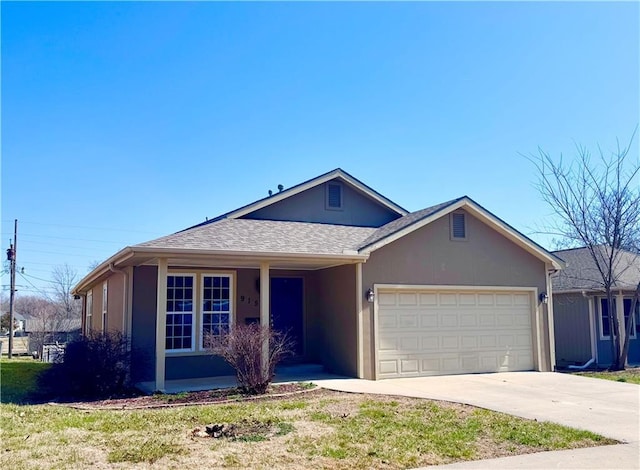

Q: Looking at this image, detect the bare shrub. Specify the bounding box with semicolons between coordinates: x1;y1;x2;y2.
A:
38;330;132;399
205;323;294;395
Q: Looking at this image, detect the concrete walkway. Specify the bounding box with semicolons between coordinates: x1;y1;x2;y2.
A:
314;372;640;469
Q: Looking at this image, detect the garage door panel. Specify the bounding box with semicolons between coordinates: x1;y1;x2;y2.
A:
460;314;478;327
378;293;397;306
401;359;419;373
441;314;458;327
399;314;418;328
399;293;418;305
439;293;457;305
377;288;534;378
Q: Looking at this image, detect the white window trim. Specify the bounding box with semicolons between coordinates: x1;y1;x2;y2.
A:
598;297;612;340
598;296;638;341
102;281;108;332
623;297;638;340
325;182;343;211
86;291;93;335
450;211;467;241
199;273;234;350
165;273;197;353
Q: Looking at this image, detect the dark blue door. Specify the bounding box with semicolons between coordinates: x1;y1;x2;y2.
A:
271;277;303;355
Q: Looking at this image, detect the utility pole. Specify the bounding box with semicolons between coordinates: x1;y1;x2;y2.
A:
6;219;17;359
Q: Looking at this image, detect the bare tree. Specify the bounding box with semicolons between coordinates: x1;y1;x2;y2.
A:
529;129;640;370
51;264;81;320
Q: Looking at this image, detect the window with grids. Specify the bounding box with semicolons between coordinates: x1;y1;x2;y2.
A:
166;275;195;351
202;275;232;344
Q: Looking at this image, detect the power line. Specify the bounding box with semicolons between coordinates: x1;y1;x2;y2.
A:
18;272;54;299
1;219;161;235
0;231;134;245
20;272;58;285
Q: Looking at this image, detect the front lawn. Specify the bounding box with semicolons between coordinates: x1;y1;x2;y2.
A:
0;390;616;469
575;368;640;385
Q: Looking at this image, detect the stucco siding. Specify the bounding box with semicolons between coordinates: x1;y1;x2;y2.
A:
553;294;592;367
309;264;357;376
131;266;157;382
361;210;549;379
166;356;233;380
242;179;400;227
106;272;125;333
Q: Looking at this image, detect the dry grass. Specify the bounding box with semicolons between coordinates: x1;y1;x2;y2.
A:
0;389;615;469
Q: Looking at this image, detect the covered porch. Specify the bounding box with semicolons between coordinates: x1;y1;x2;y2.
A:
125;249;367;392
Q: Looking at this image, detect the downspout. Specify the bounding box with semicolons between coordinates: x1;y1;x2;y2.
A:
567;358;596;370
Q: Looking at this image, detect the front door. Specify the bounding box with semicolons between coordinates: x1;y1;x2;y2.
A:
270;277;303;355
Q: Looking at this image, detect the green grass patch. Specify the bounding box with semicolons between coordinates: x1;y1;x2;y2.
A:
576;369;640;385
0;358;51;404
0;390;617;469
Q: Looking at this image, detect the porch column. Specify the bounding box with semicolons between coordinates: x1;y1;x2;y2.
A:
356;262;364;378
155;258;168;392
260;262;270;376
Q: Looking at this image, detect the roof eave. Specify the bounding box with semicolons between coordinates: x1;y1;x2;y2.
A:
72;247;135;295
73;245;369;295
131;245;370;262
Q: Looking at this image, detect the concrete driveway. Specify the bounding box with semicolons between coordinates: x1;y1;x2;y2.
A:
315;372;640;469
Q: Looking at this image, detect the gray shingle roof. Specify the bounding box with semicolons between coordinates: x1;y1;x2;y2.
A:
552;247;640;292
357;198;463;250
135;218;378;256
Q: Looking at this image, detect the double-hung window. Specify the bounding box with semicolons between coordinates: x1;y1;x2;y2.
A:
102;282;108;332
599;298;612;339
165;272;234;353
85;291;93;334
201;274;233;348
623;299;638;339
600;297;640;340
166;275;195;352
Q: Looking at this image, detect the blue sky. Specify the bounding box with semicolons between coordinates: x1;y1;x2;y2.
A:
2;1;638;297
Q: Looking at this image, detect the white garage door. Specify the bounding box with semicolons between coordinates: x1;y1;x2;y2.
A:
376;288;534;379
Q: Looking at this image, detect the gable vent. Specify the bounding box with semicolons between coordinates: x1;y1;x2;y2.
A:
326;183;343;209
451;212;466;239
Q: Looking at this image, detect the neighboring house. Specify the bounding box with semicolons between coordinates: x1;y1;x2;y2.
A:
552;247;640;368
73;168;564;391
22;312;82;356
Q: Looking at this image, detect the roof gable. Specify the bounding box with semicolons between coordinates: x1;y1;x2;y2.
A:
190;169;408;230
359;196;565;270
